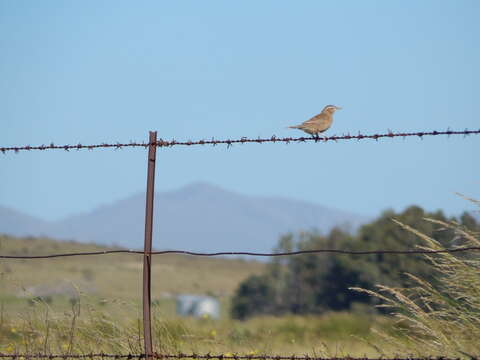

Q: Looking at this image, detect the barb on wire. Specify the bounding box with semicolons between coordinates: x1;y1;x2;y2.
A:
1;246;479;260
0;353;468;360
1;129;479;153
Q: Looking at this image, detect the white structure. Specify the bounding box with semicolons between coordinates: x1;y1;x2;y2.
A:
176;295;220;319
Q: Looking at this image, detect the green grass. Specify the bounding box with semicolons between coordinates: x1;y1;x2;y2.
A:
0;235;265;301
0;297;392;356
352;210;480;357
0;234;389;356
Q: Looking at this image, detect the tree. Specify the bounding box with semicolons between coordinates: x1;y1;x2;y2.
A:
230;274;276;320
231;205;479;319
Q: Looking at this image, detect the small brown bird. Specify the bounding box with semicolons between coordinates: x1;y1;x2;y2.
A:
288;105;342;138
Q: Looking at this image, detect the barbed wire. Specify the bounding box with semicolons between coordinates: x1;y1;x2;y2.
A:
1;246;479;259
1;129;479;154
0;353;470;360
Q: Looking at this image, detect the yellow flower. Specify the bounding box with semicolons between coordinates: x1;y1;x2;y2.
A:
4;344;15;353
210;329;217;338
10;327;17;333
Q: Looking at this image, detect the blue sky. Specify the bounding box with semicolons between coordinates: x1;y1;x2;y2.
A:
1;0;479;221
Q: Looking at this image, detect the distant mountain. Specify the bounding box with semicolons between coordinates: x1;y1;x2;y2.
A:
0;182;369;253
0;206;51;237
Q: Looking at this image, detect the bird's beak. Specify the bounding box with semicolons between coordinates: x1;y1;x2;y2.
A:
336;106;342;110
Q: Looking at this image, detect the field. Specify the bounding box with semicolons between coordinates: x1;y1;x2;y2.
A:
2;226;479;358
0;235;265;300
0;234;395;356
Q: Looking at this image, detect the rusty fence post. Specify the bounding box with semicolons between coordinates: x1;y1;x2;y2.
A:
143;131;157;358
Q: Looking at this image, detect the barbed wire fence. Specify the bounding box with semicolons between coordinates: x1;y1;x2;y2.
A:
0;353;470;360
1;129;479;360
1;129;479;153
0;353;471;360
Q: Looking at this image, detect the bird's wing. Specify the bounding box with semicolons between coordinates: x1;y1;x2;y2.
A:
301;115;322;125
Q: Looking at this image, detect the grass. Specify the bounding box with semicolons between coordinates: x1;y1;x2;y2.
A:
351;197;480;357
0;235;265;302
0;234;388;356
0;298;391;356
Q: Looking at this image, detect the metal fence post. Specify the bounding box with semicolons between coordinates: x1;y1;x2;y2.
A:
143;131;157;358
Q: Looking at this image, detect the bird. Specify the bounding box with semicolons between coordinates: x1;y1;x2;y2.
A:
288;105;342;138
